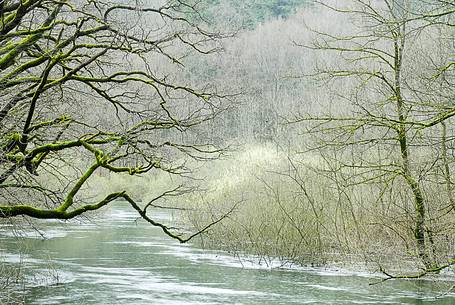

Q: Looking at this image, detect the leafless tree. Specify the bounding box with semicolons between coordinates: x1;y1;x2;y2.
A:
0;0;234;242
293;0;454;272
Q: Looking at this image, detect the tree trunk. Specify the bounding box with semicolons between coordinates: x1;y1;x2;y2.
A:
393;26;430;268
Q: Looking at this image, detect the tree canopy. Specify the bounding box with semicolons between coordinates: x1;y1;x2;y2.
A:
292;0;454;273
193;0;308;29
0;0;229;242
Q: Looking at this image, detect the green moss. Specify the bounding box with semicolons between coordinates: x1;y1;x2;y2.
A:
6;132;22;142
5;152;24;163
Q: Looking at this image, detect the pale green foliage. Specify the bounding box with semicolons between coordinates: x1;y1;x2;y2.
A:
84;170;181;205
182;145;330;265
181;144;455;271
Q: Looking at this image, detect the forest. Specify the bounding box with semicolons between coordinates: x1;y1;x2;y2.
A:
0;0;454;304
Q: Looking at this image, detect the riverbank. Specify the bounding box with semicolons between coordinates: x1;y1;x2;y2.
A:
2;205;455;305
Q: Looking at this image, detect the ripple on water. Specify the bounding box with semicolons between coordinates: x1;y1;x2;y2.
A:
0;229;68;239
115;295;212;305
0;252;42;264
305;284;353;292
70;264;279;301
3;205;455;305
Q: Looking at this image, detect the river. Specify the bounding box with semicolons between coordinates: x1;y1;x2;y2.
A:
1;203;454;305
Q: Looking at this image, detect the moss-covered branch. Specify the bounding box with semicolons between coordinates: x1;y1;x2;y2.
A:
0;191;234;244
57;162;100;212
0;1;64;70
0;0;226;247
370;260;455;285
0;192;125;219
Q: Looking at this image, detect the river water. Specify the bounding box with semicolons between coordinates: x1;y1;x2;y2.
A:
1;203;454;305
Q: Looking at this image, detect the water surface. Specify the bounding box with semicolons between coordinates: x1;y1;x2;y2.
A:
1;203;454;304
